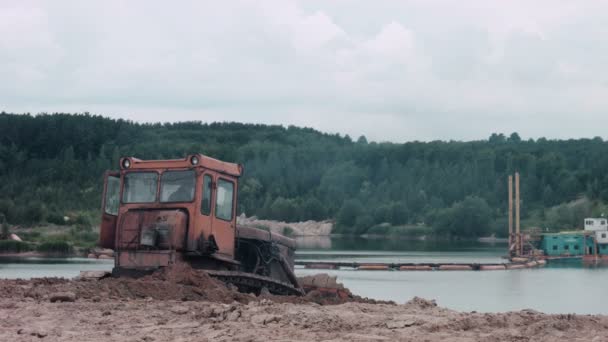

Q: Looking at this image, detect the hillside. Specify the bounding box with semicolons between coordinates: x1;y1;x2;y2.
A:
1;112;608;238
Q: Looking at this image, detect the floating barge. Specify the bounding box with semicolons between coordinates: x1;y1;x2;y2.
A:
535;218;608;262
296;259;547;271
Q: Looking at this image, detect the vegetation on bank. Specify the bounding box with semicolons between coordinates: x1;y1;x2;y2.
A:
0;240;31;253
0;239;74;255
0;212;93;254
1;113;608;239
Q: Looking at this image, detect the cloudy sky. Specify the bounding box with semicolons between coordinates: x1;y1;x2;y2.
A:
2;1;607;142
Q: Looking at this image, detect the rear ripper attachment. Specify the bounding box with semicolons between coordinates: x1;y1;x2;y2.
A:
98;154;303;296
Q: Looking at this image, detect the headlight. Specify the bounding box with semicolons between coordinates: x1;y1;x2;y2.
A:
121;158;131;169
190;156;199;166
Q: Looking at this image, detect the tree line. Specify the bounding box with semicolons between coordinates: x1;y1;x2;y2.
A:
1;112;607;237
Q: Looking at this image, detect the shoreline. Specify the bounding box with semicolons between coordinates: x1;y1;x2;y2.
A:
0;234;506;259
238;215;508;242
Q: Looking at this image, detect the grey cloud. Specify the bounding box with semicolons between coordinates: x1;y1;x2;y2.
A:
1;0;608;142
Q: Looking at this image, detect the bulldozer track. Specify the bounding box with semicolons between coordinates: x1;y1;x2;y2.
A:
207;270;305;296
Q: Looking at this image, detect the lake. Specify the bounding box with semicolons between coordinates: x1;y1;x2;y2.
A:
296;237;608;314
1;236;607;314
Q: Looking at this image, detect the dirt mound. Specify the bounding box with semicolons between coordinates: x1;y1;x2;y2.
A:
404;296;438;309
75;275;246;303
0;265;248;303
135;263;242;302
3;298;608;341
296;273;395;306
0;266;375;305
2;268;608;341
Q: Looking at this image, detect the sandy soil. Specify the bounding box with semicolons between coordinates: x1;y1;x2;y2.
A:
1;268;608;342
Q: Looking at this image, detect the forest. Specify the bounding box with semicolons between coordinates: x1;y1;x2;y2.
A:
1;112;608;238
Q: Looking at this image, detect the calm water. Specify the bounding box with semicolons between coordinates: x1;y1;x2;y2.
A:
296;237;608;314
0;257;113;279
1;237;607;314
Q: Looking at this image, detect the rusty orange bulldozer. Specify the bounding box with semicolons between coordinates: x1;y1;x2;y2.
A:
98;154;303;295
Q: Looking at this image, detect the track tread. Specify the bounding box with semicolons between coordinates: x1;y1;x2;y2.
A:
208;270;304;296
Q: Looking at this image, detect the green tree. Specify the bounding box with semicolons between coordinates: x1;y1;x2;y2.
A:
301;197;326;221
0;214;8;239
354;214;374;234
356;135;368;144
508;132;521;143
1;112;608;237
433;196;493;237
336;199;363;229
269;197;297;222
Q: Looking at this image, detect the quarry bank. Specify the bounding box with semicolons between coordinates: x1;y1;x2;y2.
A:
1;215;498;260
0;216;334;259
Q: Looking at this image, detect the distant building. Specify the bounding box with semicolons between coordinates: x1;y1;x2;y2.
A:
584;218;608;231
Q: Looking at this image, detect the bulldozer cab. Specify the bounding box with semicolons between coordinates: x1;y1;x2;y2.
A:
99;154;303;296
99;154;243;268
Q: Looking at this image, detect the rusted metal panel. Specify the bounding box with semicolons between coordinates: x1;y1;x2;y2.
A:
106;154;244;261
515;172;521;256
114;159;241;258
118;210;188;250
358;264;390;270
479;265;506;271
438;265;473;271
99;214;117;249
237;225;297;249
189;171;214;251
123;154;242;176
508;175;513;250
525;261;538;268
304;263;337;270
117;251;171;268
209;175;236;257
99;171;120;249
399;265;432;271
510;257;529;263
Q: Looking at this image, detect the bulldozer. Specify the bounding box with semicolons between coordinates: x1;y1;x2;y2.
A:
98;154;303;295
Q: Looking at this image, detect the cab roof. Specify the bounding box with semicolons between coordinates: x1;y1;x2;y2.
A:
121;154;243;177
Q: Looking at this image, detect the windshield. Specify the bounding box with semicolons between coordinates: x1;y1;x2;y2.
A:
123;172;158;203
160;170;196;202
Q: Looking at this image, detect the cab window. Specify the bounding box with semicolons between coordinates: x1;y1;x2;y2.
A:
123;172;158;203
160;170;195;202
201;174;212;215
215;179;234;221
104;175;120;215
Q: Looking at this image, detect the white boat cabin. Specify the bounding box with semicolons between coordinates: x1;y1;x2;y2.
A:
596;230;608;244
584;218;608;232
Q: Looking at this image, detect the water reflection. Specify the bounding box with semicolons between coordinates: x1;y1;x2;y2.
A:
0;257;113;279
296;236;508;264
296;235;506;252
294;236;332;249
